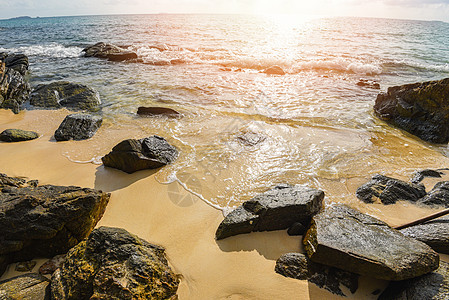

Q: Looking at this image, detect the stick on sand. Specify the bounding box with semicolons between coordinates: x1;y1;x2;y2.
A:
394;208;449;230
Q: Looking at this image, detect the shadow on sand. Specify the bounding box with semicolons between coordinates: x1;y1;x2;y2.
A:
94;165;158;193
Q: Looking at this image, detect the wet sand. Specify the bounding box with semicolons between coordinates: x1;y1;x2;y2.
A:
0;109;448;299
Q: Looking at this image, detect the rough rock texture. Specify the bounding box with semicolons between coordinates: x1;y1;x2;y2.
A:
356;174;426;205
54;113;102;141
263;65;285;75
0;273;50;300
0;128;38;142
379;261;449;300
15;260;37;272
215;184;324;240
0;173;110;277
374;77;449;143
401;215;449;254
418;181;449;207
102;135;178;173
50;226;179;300
0;53;30;113
137;106;180;117
275;253;359;296
29;81;101;111
83;42;138;61
303;204;439;281
411;169;445;184
39;254;66;275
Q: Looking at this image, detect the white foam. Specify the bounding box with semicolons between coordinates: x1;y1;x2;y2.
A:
0;44;82;58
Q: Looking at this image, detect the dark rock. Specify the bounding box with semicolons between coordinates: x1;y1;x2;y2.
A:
0;273;50;300
275;253;309;280
303;204;439;281
83;42;138;61
102;135;178;174
379;261;449;300
0;54;30;113
357;79;380;89
236;131;266;146
287;222;306;236
5;53;29;76
137;106;180;117
50;226;179;299
39;254;65;275
215;184;324;240
30;81;101;111
0;173;110;277
0;128;38;142
411;169;444;184
418;181;449;207
54;113;102;141
263;65;285;75
374;77;449;144
15;260;37;272
356;174;426;205
401;215;449;254
0;172;27;187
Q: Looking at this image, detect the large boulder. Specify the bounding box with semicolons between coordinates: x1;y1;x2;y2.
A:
0;128;38;142
379;261;449;300
0;53;30;113
54;113;102;141
102;135;178;173
29;81;101;111
82;42;138;61
356;174;426;205
303;204;439;281
0;173;110;276
51;226;179;299
215;184;324;240
0;273;50;300
374;78;449;143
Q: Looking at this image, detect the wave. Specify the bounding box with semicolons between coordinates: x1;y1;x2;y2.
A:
0;44;82;58
382;60;449;74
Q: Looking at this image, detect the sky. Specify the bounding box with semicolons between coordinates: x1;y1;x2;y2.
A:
0;0;449;22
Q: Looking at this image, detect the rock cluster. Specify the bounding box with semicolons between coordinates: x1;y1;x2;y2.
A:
83;42;138;61
0;53;30;113
54;113;102;141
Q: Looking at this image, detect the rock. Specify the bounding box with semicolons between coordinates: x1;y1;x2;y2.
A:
5;53;29;76
418;181;449;207
287;222;306;236
0;173;110;277
263;65;285;75
401;215;449;254
236;131;266;146
137;106;180;117
102;135;178;173
82;42;138;61
0;128;38;142
15;260;37;272
275;253;309;280
54;113;102;141
357;79;380;89
411;169;444;184
39;254;65;275
50;226;179;300
215;184;324;240
303;204;439;281
0;273;50;300
30;81;101;111
356;174;426;205
374;77;449;144
0;53;30;113
379;261;449;300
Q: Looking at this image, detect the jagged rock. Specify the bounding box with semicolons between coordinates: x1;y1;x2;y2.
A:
0;53;30;113
0;173;110;277
54;113;102;141
5;53;29;76
374;78;449;143
15;260;37;272
303;204;439;281
275;253;309;280
263;65;285;75
102;135;178;173
50;227;179;299
39;254;65;275
29;81;101;111
418;181;449;207
357;79;380;89
82;42;138;61
0;273;50;300
0;128;38;142
215;184;324;240
356;174;426;205
411;169;444;184
379;261;449;300
137;106;180;117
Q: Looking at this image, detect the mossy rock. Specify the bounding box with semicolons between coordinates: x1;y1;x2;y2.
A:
0;128;38;142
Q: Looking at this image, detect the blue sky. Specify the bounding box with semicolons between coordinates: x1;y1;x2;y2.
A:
1;0;449;21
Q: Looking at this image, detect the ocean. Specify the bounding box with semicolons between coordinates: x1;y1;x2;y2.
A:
1;14;449;211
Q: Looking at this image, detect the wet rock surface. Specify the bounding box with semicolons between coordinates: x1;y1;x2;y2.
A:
0;273;50;300
418;181;449;207
303;204;439;281
411;169;445;184
0;53;30;113
215;184;324;240
236;131;266;146
54;113;102;141
357;78;380;89
0;173;110;276
137;106;180;117
263;65;285;75
102;135;178;173
30;81;101;111
83;42;138;61
374;77;449;143
51;226;179;300
0;128;38;142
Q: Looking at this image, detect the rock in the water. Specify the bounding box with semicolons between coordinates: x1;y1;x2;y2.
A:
54;113;102;141
401;215;449;254
303;204;439;281
215;184;324;240
0;128;38;142
357;79;380;89
411;169;444;184
263;65;285;75
236;131;266;146
379;261;449;300
137;106;180;117
356;174;426;205
50;226;179;300
102;135;178;173
30;81;101;111
374;77;449;144
418;181;449;207
15;260;37;272
39;254;65;275
0;173;110;277
83;42;138;61
0;53;30;113
0;273;50;300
